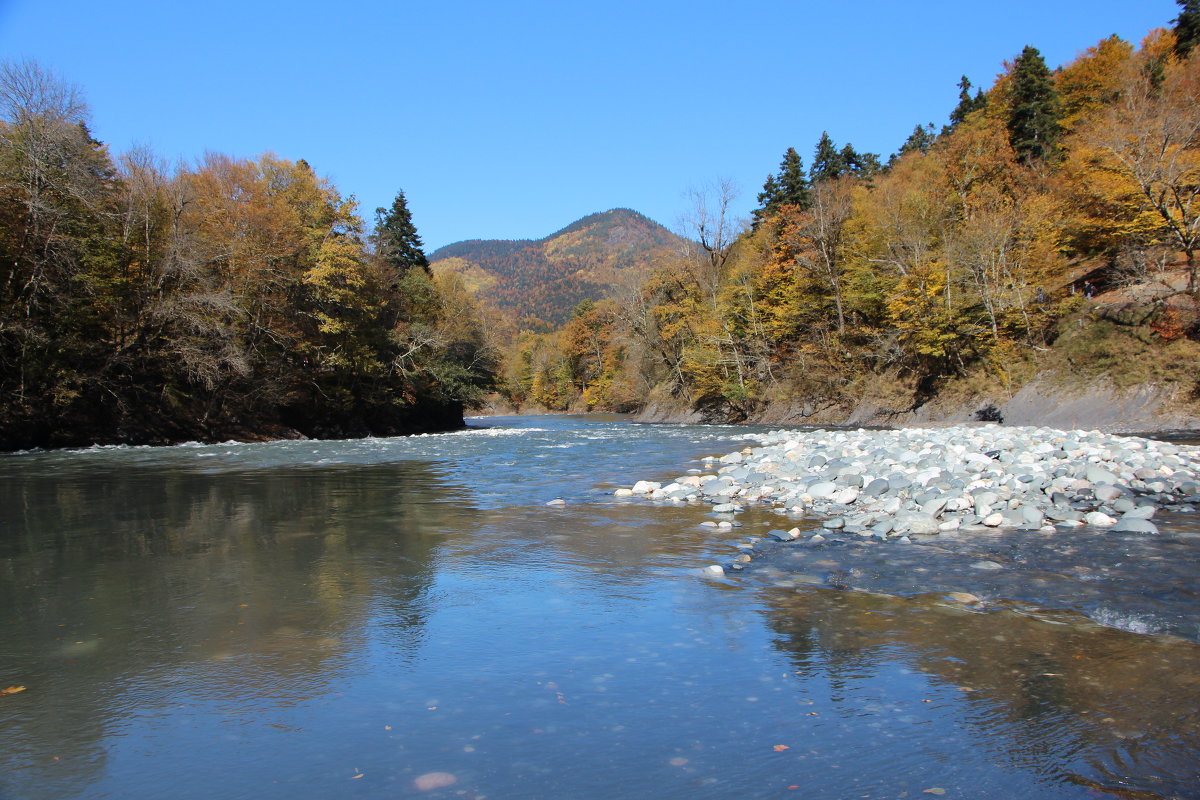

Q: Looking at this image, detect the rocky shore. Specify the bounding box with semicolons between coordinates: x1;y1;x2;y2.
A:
614;424;1200;575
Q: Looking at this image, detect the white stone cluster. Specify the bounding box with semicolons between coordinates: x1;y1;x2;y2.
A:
616;424;1200;540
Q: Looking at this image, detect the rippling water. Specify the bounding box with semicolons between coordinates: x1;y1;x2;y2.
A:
0;415;1197;799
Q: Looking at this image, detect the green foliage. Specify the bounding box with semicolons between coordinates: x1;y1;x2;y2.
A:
1007;46;1063;164
374;189;429;274
1175;0;1200;58
753;147;810;226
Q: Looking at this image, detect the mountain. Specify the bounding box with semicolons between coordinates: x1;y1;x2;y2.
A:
429;208;683;327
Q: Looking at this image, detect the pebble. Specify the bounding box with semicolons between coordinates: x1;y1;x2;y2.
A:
615;424;1200;545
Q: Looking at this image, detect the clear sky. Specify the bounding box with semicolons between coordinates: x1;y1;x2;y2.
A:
0;0;1182;251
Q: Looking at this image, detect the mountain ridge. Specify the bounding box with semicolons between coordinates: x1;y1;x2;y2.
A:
430;208;683;326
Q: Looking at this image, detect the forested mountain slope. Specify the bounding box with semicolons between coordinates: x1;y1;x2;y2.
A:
429;208;683;328
497;17;1200;430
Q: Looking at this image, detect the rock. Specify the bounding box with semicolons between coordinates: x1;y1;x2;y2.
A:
414;772;458;791
631;481;661;494
1094;484;1123;502
1086;466;1119;485
546;498;566;506
863;477;891;497
767;529;798;541
1123;505;1157;519
613;488;634;497
822;517;846;530
970;560;1004;570
832;488;860;505
982;512;1004;527
1111;518;1159;533
1085;511;1117;526
808;481;838;500
946;592;983;604
701;565;725;577
712;503;741;513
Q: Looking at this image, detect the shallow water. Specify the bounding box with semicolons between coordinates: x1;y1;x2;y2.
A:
1;415;1198;799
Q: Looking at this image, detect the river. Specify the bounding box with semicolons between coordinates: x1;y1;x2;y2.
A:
1;415;1197;799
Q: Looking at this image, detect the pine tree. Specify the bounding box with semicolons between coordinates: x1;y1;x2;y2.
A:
947;76;987;133
898;124;936;157
374;190;429;274
1007;46;1062;164
810;132;848;183
1175;0;1200;58
752;147;811;226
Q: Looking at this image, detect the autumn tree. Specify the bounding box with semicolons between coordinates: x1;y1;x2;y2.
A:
1086;53;1200;292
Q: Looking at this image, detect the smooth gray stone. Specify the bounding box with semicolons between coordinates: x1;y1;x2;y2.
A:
767;529;798;541
1111;518;1159;533
870;520;894;536
1094;485;1123;502
822;517;846;530
1020;505;1044;524
1111;497;1136;513
921;497;949;517
1123;505;1157;519
888;475;912;492
808;481;838;500
836;472;864;487
863;478;891;497
1086;466;1119;485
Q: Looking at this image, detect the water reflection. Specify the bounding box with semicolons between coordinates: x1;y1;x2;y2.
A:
759;586;1200;798
0;461;458;799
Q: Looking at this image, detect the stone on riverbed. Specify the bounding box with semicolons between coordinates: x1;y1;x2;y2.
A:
616;423;1199;547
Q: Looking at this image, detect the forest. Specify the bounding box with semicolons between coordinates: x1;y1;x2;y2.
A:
0;62;497;450
501;11;1200;424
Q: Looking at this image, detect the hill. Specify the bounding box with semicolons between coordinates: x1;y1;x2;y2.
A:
429;208;683;327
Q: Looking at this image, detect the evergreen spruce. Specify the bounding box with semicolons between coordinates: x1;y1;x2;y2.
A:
752;147;811;226
374;190;429;274
1175;0;1200;58
1006;46;1062;165
947;76;987;133
810;132;848;183
898;123;936;157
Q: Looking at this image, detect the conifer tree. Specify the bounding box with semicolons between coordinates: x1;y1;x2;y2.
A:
947;76;987;133
1006;46;1063;164
810;132;848;183
897;123;936;157
374;190;429;274
752;146;811;226
1175;0;1200;58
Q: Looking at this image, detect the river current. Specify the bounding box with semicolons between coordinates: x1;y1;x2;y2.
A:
1;415;1197;799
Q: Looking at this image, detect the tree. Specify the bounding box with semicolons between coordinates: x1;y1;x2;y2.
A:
810;132;879;183
752;147;810;226
374;190;429;276
1087;54;1200;292
810;131;848;183
1175;0;1200;58
896;123;936;159
1007;46;1063;165
947;76;987;133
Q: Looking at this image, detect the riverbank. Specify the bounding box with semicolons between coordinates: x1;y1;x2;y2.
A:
615;424;1200;572
635;372;1200;434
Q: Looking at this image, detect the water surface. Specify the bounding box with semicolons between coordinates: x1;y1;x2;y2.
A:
1;416;1198;799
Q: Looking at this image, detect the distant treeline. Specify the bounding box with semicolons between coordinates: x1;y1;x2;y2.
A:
0;61;497;449
504;12;1200;419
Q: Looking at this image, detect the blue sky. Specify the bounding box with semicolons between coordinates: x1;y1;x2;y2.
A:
0;0;1182;251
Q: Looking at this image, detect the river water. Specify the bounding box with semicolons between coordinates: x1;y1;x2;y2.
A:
1;415;1197;799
